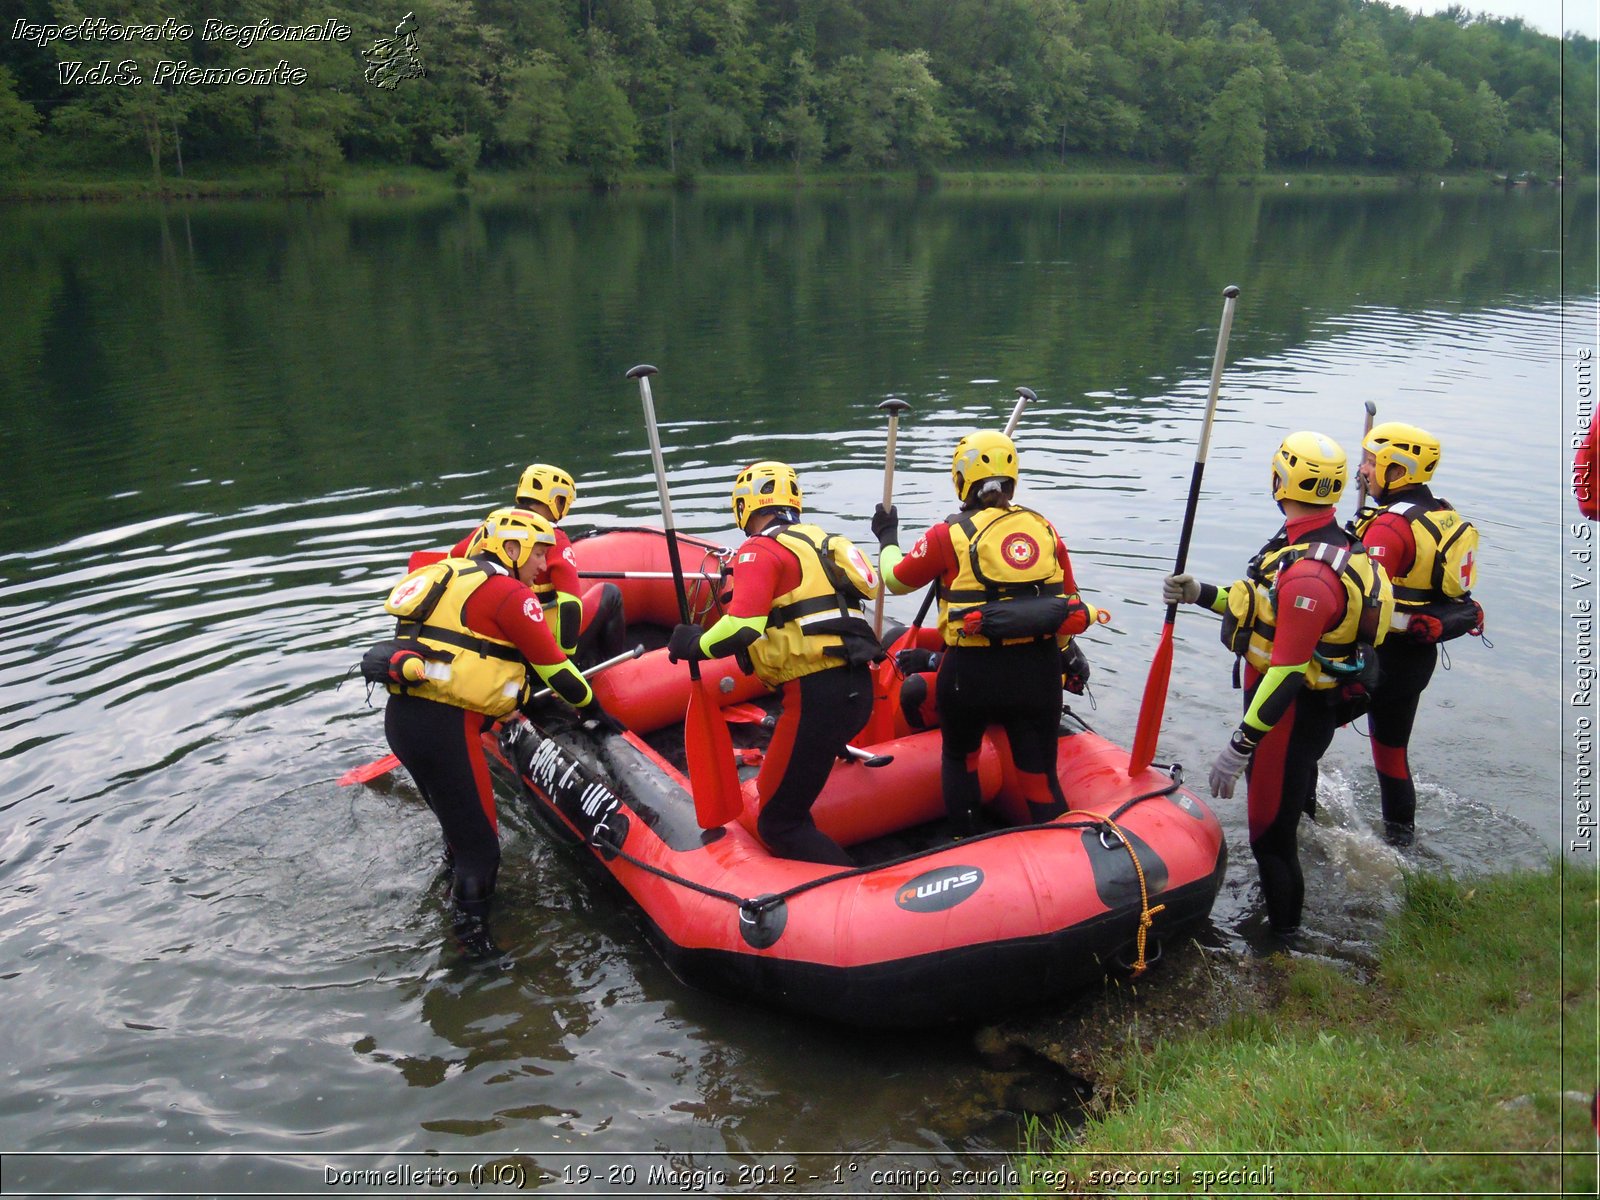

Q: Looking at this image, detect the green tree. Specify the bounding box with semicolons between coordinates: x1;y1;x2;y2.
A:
1497;127;1561;177
826;49;958;169
41;0;195;181
1059;43;1146;156
1190;65;1266;177
431;130;481;186
0;66;42;170
497;51;571;167
1366;73;1452;172
569;64;638;185
770;50;825;169
1269;70;1330;164
1311;62;1372;162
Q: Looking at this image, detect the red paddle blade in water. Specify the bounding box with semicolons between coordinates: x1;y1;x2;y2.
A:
338;753;400;787
684;674;744;828
1127;624;1174;776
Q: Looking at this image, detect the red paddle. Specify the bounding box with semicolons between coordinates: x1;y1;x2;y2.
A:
629;365;743;828
1128;286;1240;776
337;754;400;787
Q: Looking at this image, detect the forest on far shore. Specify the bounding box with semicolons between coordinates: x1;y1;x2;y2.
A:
0;0;1591;190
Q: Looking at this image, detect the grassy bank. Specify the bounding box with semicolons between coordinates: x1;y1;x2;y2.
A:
1013;863;1597;1196
1;161;1535;203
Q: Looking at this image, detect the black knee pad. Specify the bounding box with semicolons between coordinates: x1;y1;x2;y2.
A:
899;672;939;730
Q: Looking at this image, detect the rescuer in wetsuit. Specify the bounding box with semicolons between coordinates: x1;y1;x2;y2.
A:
666;461;881;866
451;463;626;668
873;431;1094;835
1350;422;1484;847
1164;432;1393;939
380;507;620;958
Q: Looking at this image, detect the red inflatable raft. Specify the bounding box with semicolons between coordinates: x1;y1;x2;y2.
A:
489;528;1227;1027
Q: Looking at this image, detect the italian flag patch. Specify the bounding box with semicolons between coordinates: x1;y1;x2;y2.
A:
1293;596;1318;612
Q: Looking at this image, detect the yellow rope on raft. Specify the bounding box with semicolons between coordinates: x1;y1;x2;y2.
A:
1088;814;1167;976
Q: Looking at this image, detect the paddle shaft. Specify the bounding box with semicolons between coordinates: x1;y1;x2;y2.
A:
1005;385;1034;439
872;399;912;638
734;707;892;767
627;364;743;828
579;570;718;581
1355;400;1378;508
629;366;697;650
908;386;1034;632
1159;287;1239;626
1128;286;1239;776
524;644;644;702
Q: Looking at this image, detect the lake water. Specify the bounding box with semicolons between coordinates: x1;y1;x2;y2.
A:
0;184;1589;1193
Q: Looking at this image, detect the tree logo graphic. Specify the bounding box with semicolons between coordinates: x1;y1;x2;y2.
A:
363;12;427;90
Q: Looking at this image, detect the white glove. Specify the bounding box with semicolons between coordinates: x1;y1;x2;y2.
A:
1163;573;1201;605
1208;732;1254;799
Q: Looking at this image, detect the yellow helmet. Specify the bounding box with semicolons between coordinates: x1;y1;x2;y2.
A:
1271;432;1347;504
514;463;576;522
731;461;802;530
469;506;557;570
951;431;1018;503
1363;422;1439;490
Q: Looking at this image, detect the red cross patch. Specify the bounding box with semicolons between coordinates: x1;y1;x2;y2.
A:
1459;551;1474;589
1001;532;1040;570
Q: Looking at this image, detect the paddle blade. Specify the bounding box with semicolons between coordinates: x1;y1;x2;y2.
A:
1127;625;1175;776
338;753;400;787
720;702;769;725
685;675;744;828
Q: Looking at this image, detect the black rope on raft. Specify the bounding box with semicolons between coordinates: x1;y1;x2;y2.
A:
586;765;1188;919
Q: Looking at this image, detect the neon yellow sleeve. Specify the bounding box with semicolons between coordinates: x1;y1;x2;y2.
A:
701;612;768;659
880;545;916;594
554;591;583;657
1241;661;1309;736
533;660;593;707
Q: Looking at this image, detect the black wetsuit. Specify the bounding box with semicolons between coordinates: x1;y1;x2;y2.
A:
384;692;500;919
756;664;874;866
936;638;1067;833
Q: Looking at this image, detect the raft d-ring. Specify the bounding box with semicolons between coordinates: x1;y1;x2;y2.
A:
1099;826;1128;851
740;893;783;917
1111;936;1162;975
738;893;787;950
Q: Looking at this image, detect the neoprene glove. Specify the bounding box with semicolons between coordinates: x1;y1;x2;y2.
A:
871;503;899;548
1060;641;1091;695
667;623;706;664
1208;730;1256;799
1163;573;1201;606
895;647;941;675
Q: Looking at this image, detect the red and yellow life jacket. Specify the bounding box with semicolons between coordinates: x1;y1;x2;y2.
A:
748;524;880;686
383;557;527;716
937;506;1066;648
1221;523;1393;691
1354;491;1478;633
